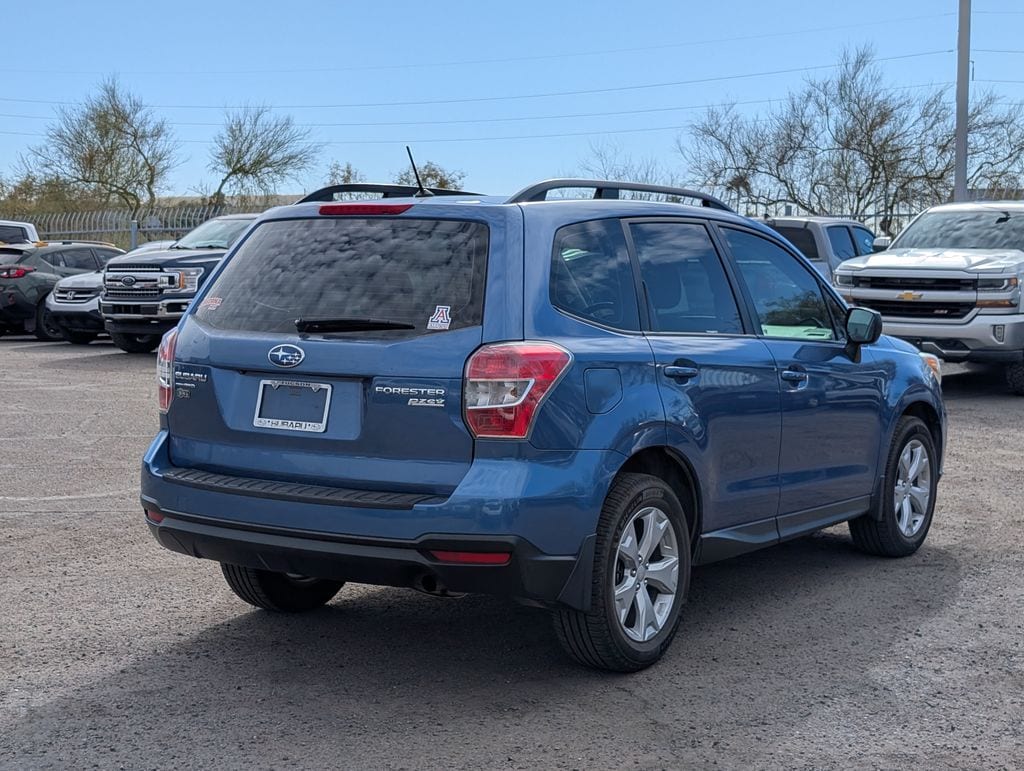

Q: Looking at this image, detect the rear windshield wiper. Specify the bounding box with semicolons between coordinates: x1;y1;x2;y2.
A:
294;317;416;333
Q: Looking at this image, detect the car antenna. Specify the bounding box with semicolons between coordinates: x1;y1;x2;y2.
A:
406;146;433;198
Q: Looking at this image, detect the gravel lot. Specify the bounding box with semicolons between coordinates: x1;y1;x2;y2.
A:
1;337;1022;770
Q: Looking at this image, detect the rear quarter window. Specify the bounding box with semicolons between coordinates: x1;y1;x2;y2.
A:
194;217;488;337
772;226;820;260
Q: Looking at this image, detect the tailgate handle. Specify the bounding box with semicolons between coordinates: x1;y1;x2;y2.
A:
663;365;699;381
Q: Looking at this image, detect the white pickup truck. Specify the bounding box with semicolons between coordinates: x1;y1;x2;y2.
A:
835;201;1024;394
0;219;40;244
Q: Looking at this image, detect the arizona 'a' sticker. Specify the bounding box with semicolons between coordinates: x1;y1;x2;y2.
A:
200;296;223;311
427;305;452;330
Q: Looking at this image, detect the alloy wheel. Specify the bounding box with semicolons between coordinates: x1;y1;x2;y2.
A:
613;506;680;642
894;439;931;538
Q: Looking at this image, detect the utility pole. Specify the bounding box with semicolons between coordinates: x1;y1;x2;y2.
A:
954;0;971;202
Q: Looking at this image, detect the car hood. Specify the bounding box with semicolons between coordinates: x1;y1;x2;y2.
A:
839;248;1024;273
105;247;226;269
55;271;105;290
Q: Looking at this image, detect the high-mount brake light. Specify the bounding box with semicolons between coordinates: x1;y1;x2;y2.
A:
0;266;35;279
463;341;572;439
318;204;413;216
157;328;178;413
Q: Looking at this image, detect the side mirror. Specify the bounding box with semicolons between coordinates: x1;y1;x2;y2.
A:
872;236;891;253
846;307;883;345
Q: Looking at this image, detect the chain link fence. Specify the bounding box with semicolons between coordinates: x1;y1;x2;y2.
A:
2;204;249;250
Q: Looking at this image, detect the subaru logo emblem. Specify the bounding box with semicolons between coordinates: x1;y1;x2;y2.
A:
120;275;136;286
268;344;305;368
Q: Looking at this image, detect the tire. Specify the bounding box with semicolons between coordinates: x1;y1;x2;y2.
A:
110;332;161;353
220;563;344;612
62;331;98;345
34;301;64;342
849;416;938;557
1006;362;1024;396
553;473;691;672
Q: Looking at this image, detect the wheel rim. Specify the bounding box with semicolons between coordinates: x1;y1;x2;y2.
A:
42;309;61;338
613;506;680;643
894;439;931;538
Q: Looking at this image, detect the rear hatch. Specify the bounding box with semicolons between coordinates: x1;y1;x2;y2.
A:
167;209;498;496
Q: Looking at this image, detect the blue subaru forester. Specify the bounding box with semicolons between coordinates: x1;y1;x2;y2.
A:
142;179;945;672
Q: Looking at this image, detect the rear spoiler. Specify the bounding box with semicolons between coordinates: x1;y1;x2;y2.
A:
297;183;481;203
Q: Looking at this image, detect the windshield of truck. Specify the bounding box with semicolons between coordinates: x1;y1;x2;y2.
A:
174;217;254;249
893;209;1024;251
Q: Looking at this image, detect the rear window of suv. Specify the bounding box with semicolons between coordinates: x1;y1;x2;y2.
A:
194;217;488;336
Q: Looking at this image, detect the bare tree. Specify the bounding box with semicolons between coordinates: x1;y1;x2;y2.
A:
576;140;683;200
209;107;320;203
325;160;366;186
28;78;180;214
681;47;1024;226
394;160;466;190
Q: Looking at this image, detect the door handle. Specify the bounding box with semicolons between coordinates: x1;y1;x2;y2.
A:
663;365;700;381
780;369;809;383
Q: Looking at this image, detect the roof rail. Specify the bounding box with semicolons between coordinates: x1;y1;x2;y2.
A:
297;183;481;203
506;178;733;211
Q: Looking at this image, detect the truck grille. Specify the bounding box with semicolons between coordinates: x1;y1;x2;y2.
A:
110;264;162;272
860;300;974;319
105;287;161;298
852;276;975;291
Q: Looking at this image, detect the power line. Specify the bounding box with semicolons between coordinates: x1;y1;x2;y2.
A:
975;48;1024;54
0;12;955;77
0;49;953;111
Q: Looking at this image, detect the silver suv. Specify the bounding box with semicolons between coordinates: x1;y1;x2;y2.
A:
835;202;1024;394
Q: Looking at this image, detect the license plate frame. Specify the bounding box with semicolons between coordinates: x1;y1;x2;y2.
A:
253;379;332;433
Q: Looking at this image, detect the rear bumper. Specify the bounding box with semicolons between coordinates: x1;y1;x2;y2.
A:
0;291;34;323
881;313;1024;363
145;506;591;607
141;431;622;609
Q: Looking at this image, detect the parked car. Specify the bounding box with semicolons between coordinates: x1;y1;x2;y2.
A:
0;219;40;244
101;215;258;353
764;216;877;281
835;201;1024;394
0;241;124;340
142;179;945;672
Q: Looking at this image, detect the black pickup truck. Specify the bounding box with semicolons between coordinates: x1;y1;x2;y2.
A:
100;214;257;352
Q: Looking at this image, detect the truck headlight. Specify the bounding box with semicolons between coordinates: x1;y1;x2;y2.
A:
172;268;204;292
919;352;942;384
977;276;1018;291
834;273;854;287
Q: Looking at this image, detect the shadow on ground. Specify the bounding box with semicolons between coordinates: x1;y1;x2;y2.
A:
2;530;961;768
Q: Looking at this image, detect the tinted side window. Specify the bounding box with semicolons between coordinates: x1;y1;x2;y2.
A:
773;226;819;260
550;219;639;330
723;228;836;341
851;226;875;256
0;225;29;243
826;226;857;260
630;222;742;334
53;248;98;269
93;248;122;265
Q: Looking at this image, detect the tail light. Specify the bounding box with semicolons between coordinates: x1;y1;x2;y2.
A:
157;328;178;413
463;341;571;439
0;266;35;279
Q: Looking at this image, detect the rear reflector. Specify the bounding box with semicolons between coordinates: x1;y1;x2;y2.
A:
145;509;164;523
319;204;413;216
429;550;512;565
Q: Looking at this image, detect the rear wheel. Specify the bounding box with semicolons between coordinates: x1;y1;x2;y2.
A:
553;473;691;672
34;302;63;341
110;332;160;353
62;331;98;345
849;416;937;557
1006;362;1024;396
221;563;344;612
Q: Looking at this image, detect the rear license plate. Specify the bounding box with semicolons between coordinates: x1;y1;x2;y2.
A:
253;379;332;433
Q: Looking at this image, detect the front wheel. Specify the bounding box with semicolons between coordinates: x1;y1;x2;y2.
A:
110;332;161;353
1006;362;1024;396
34;302;63;341
849;416;938;557
221;564;344;612
553;473;691;672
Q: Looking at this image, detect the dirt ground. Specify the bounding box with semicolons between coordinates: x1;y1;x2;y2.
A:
1;337;1021;770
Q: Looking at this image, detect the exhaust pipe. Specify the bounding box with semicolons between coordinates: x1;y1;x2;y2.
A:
411;572;464;598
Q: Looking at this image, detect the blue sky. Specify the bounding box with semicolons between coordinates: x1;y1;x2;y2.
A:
2;1;1023;197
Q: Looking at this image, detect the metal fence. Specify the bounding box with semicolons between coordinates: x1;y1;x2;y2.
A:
4;204;247;250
